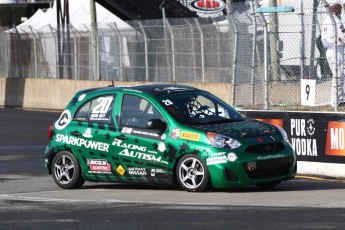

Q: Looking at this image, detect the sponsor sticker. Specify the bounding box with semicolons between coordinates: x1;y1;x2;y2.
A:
150;168;166;177
206;156;227;165
121;127;133;134
158;142;166;152
180;131;200;141
116;165;126;176
87;159;111;174
209;152;226;157
128;167;147;176
161;134;167;140
55;110;71;130
83;128;93;138
171;128;181;139
78;94;86;101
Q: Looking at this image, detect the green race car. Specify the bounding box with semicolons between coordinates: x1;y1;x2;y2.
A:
45;84;296;192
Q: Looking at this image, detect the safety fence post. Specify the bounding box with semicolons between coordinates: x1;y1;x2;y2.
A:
195;18;205;83
138;22;149;82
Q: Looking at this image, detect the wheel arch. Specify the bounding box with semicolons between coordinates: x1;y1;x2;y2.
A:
172;152;214;185
46;148;83;175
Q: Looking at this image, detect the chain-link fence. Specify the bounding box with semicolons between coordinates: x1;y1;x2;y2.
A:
0;0;343;111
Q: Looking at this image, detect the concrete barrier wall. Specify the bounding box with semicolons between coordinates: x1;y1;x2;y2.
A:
0;78;231;110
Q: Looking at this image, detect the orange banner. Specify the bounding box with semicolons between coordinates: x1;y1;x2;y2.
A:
325;121;345;156
256;118;284;128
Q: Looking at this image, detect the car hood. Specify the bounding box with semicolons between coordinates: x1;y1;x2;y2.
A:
192;119;280;139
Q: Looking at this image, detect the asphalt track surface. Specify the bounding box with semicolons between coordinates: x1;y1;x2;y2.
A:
1;107;345;229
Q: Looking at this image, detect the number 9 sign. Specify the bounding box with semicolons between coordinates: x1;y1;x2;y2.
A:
301;79;316;106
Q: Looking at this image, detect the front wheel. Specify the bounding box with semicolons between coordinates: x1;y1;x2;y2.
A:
176;154;211;192
51;151;85;189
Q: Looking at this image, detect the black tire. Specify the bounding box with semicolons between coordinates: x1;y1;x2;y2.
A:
51;151;85;189
176;154;211;192
255;181;281;189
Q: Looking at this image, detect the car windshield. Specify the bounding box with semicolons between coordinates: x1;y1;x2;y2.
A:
157;91;245;125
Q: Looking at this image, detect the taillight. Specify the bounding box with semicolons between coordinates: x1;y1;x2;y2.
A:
48;123;53;140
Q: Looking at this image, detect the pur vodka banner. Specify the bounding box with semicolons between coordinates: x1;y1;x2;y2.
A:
242;110;345;164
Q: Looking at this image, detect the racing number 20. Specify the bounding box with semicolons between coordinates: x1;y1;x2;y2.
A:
93;97;113;114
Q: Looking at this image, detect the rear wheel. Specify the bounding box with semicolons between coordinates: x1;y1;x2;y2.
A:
176;154;210;192
51;151;85;189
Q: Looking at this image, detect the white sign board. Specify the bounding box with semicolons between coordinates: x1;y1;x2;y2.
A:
301;79;316;106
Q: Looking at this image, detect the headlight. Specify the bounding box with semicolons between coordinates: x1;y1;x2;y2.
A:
206;132;241;149
277;126;289;142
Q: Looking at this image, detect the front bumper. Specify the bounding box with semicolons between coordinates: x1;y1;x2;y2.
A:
208;155;297;188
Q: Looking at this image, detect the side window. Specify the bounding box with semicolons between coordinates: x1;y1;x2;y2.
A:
74;95;115;123
120;95;164;128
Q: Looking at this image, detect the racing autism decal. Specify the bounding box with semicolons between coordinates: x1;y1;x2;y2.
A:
55;110;71;130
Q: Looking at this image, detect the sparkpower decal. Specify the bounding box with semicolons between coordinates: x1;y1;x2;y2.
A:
290;118;317;157
55;110;71;130
325;121;345;156
55;134;110;152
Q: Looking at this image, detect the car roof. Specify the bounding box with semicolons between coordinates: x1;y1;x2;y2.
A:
81;84;201;97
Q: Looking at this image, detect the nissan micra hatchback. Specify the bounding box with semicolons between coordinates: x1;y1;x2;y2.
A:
45;84;296;192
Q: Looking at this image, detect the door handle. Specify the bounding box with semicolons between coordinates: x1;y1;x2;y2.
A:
115;135;127;140
71;131;82;136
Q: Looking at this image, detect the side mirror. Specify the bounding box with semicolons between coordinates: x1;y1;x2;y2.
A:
146;119;167;130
